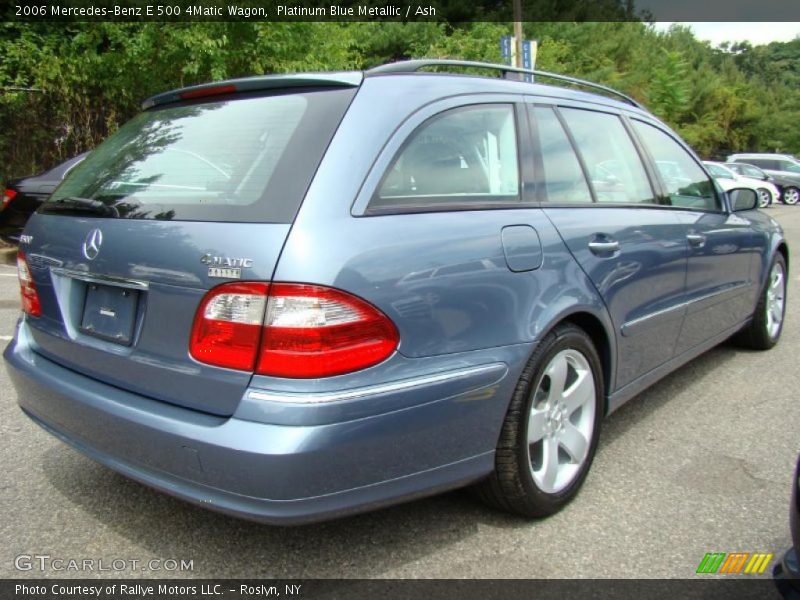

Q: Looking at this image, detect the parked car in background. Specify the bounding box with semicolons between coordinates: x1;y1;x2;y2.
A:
4;60;789;525
727;153;800;205
724;162;782;198
654;160;693;193
729;162;800;207
0;153;88;244
703;161;779;208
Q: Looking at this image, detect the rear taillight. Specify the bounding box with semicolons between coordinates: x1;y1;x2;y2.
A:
2;188;17;210
257;284;399;378
190;282;269;371
17;252;41;317
190;282;399;378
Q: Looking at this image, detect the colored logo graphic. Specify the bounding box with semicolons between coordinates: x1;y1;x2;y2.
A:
696;552;773;574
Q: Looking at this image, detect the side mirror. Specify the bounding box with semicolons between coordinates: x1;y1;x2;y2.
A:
729;188;758;212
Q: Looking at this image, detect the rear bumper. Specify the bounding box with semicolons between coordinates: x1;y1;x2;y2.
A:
5;320;523;524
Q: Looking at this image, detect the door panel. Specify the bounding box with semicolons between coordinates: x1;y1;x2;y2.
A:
530;105;689;389
673;210;756;353
545;207;688;388
631;119;754;352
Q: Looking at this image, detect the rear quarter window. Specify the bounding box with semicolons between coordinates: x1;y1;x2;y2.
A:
368;104;520;213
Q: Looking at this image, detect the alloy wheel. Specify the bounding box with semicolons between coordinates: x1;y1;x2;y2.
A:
527;349;596;494
766;260;786;339
757;188;771;208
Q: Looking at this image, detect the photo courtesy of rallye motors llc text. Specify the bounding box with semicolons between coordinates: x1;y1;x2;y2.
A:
14;583;303;597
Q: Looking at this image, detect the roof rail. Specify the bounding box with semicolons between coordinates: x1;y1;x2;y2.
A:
367;59;643;109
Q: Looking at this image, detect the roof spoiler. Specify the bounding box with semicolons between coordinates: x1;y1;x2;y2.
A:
142;72;363;110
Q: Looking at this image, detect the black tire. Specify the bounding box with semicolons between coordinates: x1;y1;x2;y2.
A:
783;186;800;206
734;253;787;350
475;323;603;518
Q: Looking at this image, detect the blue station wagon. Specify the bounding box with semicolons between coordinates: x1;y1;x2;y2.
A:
4;60;789;523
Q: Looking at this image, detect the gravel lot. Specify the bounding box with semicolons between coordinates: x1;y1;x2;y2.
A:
1;206;798;580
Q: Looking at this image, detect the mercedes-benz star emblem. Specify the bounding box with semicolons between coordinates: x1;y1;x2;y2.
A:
82;228;103;260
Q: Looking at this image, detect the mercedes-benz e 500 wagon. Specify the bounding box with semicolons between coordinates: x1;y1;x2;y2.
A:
4;61;789;524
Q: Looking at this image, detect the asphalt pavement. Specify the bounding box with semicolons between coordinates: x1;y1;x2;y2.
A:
0;207;799;580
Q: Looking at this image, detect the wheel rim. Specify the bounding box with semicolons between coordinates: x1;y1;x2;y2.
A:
526;348;596;494
784;188;799;205
757;188;770;207
766;261;786;339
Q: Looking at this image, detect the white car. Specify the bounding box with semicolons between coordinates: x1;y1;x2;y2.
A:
704;161;779;208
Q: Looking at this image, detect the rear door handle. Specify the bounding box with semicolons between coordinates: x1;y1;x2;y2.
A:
588;240;620;255
687;233;706;248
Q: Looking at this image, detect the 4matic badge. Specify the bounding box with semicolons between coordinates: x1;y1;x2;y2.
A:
200;254;253;279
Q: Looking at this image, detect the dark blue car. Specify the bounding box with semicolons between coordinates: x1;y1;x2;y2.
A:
3;60;789;524
0;152;87;244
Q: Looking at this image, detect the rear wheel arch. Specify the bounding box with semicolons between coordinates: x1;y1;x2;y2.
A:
734;251;787;350
777;242;789;274
560;312;614;414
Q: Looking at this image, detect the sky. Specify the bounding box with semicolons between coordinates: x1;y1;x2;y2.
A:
654;22;800;47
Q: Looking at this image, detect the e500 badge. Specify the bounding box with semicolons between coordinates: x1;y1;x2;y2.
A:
208;267;241;279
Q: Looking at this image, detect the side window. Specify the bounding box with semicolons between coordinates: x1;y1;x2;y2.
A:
778;161;800;174
750;159;776;170
739;165;762;178
531;106;592;203
559;108;656;204
632;120;718;210
370;104;519;211
705;163;734;179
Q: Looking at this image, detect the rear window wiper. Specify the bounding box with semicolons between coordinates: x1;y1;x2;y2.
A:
41;197;120;218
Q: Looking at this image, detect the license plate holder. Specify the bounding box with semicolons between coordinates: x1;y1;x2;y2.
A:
80;283;139;345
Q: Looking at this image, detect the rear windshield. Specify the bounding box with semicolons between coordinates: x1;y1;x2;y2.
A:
44;87;356;223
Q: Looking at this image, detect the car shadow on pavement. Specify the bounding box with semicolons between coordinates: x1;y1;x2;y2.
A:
599;341;742;447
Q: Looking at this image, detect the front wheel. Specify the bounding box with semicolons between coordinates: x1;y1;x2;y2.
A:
783;186;799;205
757;188;772;208
475;323;603;518
735;254;787;350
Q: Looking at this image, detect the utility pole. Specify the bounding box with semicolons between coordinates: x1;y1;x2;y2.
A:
513;0;523;69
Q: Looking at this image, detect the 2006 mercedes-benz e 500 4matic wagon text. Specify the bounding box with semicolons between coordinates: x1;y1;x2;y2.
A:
4;60;789;524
